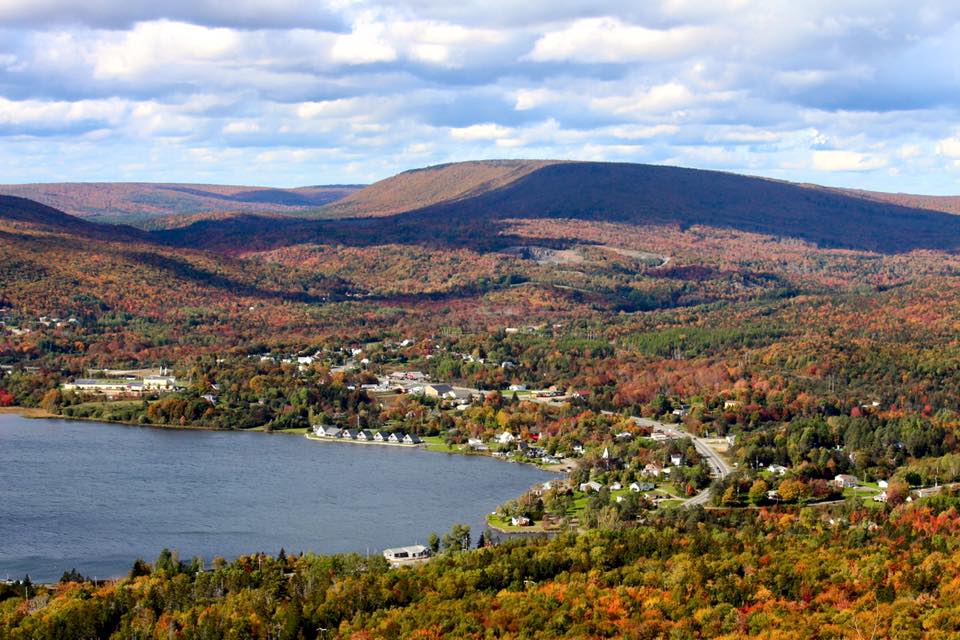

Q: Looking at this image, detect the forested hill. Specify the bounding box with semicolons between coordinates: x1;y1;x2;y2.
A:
0;195;148;242
140;160;960;255
321;160;960;254
0;182;363;228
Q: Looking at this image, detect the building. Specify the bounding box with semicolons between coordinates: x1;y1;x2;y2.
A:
374;431;390;442
383;545;431;567
630;482;655;492
403;433;422;444
670;454;684;467
357;430;374;441
143;375;177;391
388;432;404;443
579;480;602;493
767;464;788;476
496;432;516;445
317;426;343;438
834;474;860;489
424;384;455;399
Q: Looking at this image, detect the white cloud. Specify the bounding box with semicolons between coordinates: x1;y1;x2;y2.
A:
449;123;513;141
527;17;719;63
937;136;960;158
812;150;888;172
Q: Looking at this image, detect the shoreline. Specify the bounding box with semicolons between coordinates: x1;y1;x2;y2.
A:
0;406;304;434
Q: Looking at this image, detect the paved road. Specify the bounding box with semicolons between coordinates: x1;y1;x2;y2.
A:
628;416;732;507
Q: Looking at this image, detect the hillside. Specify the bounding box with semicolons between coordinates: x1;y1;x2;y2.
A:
0;182;363;228
321;159;560;218
172;160;960;255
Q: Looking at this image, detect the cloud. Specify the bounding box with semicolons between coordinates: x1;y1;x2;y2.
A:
812;150;888;172
937;136;960;159
527;17;718;63
0;1;959;192
0;0;345;31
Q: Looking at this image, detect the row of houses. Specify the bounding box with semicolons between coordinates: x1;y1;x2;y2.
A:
312;425;423;445
580;480;656;493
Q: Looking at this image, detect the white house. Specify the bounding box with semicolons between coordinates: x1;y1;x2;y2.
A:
508;384;527;392
388;432;404;443
834;474;860;489
374;431;390;442
610;482;622;491
383;545;431;567
510;516;532;527
630;482;655;492
767;464;788;476
670;454;683;467
579;480;602;493
878;480;889;489
403;433;422;445
496;432;516;445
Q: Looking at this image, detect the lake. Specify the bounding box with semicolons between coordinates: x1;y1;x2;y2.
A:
0;414;554;582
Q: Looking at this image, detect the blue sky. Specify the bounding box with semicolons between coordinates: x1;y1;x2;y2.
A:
2;0;960;192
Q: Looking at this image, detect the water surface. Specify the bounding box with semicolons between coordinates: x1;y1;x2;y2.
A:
0;414;552;582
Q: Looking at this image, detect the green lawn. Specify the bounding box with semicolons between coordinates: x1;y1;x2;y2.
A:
420;435;463;453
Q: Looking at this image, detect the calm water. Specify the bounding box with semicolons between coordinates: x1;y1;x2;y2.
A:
0;414;553;582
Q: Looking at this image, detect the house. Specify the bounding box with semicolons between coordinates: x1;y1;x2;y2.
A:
424;384;456;399
877;480;889;489
873;491;888;503
356;430;374;441
467;437;485;448
579;480;602;493
572;443;585;455
403;433;422;445
642;463;663;478
383;545;431;567
615;432;634;441
834;474;860;489
508;384;527;392
610;482;623;491
496;432;516;445
670;454;683;467
388;432;404;443
510;516;532;527
374;431;390;442
767;464;788;476
320;426;343;438
672;404;691;418
342;429;358;440
630;482;655;492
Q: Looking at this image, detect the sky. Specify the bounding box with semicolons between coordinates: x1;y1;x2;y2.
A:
2;1;960;192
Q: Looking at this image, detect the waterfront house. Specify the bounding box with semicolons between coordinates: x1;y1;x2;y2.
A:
374;431;390;442
383;545;431;567
321;426;342;438
388;432;404;443
403;433;422;444
496;432;516;445
357;430;374;441
342;429;358;440
511;516;532;526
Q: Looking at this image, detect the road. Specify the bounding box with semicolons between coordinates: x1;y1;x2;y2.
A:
628;416;732;507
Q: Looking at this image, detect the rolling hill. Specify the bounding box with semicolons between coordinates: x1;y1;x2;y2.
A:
155;160;960;255
0;182;363;228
